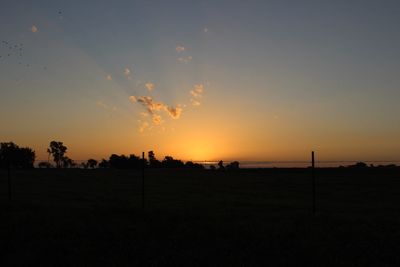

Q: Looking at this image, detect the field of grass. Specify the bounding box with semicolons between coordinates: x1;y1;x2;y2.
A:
1;168;400;266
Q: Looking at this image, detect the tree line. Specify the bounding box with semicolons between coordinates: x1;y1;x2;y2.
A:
1;141;240;170
0;142;35;169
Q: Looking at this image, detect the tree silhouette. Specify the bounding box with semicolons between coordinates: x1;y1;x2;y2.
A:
226;161;240;170
108;154;145;169
185;161;205;169
148;150;161;168
218;160;225;170
47;141;67;168
46;148;51;164
148;151;156;162
62;156;75;168
128;154;143;169
0;142;35;169
87;159;98;169
98;159;109;168
38;161;52;168
348;162;368;168
162;156;184;168
109;154;126;169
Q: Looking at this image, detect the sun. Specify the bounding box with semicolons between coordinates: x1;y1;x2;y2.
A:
187;143;214;161
174;138;216;161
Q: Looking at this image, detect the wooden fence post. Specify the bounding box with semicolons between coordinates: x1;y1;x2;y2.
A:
312;151;316;215
142;152;145;209
7;159;11;201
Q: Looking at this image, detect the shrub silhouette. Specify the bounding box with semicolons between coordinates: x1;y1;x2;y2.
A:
185;161;205;169
162;156;184;168
218;160;225;170
87;159;98;169
109;154;146;169
109;154;128;169
0;142;35;169
38;161;52;168
148;151;161;168
98;159;109;168
348;162;368;168
81;162;88;169
80;152;205;170
62;156;75;168
226;161;240;170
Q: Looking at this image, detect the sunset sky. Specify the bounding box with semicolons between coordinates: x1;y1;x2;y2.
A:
1;0;400;162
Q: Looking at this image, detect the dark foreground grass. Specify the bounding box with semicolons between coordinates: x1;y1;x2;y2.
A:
1;168;400;266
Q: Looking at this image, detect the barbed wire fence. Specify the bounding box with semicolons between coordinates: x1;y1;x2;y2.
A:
33;159;400;169
3;152;400;215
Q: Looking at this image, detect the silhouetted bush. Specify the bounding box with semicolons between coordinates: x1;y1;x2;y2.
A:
129;154;146;169
109;154;127;169
162;156;184;168
87;159;98;169
226;161;240;170
185;161;205;169
96;152;205;170
98;159;109;168
62;156;75;168
148;151;162;168
109;154;146;169
348;162;368;168
0;142;35;169
376;164;398;169
218;160;225;170
38;161;52;168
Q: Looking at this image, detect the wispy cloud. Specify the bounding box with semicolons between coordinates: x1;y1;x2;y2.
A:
124;68;131;76
203;27;208;33
145;82;155;91
190;84;204;106
134;96;164;114
106;74;112;81
129;96;137;103
178;56;192;64
165;106;183;119
176;45;185;53
191;99;201;106
31;25;38;33
139;121;149;133
124;67;132;80
96;101;108;109
176;44;192;63
130;95;183;130
96;101;117;111
190;84;203;97
152;114;163;125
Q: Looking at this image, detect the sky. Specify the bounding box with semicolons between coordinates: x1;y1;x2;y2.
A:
1;0;400;162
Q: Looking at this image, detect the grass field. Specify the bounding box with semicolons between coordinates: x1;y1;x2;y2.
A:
1;168;400;266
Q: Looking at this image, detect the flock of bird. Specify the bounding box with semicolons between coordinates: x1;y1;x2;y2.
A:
0;11;63;72
0;40;27;66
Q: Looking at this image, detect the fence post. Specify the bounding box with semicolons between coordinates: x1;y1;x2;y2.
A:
7;159;11;201
312;151;316;215
142;152;145;209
